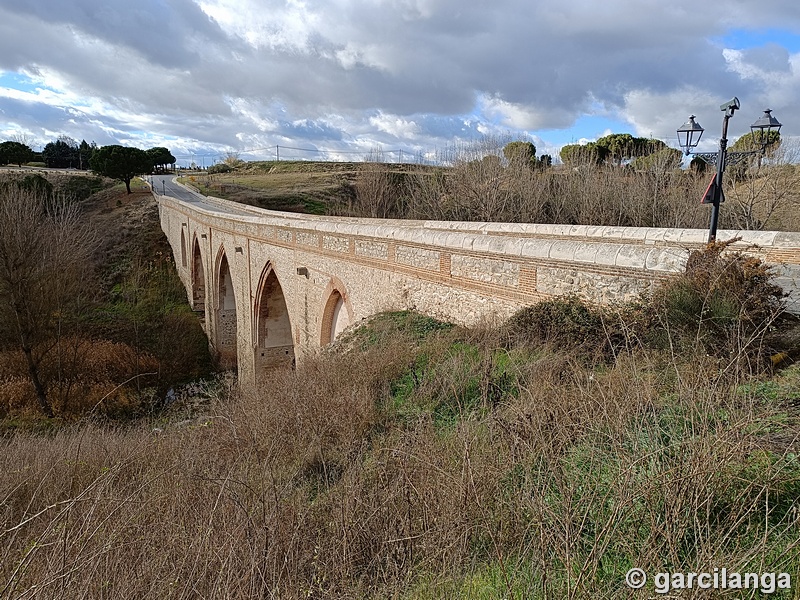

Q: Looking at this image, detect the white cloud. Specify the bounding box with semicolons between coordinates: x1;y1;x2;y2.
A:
0;0;798;158
368;112;421;139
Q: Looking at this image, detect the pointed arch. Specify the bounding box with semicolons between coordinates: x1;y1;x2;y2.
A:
214;247;237;369
191;236;205;312
320;277;354;347
254;263;295;372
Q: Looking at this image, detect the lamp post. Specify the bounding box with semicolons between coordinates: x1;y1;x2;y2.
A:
676;98;782;243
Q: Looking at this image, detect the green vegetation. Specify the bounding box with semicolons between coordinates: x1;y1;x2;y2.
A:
2;245;800;598
0;140;34;166
89;145;151;193
145;146;176;173
559;133;671;167
41;137;95;169
0;136;177;185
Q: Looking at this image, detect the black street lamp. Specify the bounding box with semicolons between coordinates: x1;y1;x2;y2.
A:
676;98;782;243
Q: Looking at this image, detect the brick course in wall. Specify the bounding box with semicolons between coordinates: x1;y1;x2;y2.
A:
159;192;800;385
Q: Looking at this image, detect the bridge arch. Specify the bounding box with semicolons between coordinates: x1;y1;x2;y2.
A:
253;263;295;372
320;277;354;347
214;247;238;369
191;236;206;312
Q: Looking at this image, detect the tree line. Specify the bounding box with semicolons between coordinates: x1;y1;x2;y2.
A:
0;136;176;193
349;134;795;231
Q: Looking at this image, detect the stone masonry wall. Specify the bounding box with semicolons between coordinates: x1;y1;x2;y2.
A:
159;193;800;384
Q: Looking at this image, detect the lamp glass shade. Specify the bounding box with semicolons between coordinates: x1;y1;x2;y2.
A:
677;115;704;155
750;109;782;147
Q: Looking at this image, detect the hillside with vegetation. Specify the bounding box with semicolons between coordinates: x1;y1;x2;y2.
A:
3;244;800;597
0;170;212;425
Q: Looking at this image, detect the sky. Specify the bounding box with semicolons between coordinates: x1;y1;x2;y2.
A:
0;0;799;167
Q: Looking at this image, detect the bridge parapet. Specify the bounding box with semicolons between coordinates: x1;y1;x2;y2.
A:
158;192;800;383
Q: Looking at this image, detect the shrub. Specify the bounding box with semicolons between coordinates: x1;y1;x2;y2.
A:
644;241;785;361
502;295;612;359
207;163;232;174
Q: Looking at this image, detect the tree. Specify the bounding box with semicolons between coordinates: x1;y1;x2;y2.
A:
730;131;781;154
42;137;79;168
595;133;635;165
0;183;96;417
725;138;798;230
78;140;97;170
503;141;537;169
90;145;151;193
147;146;176;173
594;134;668;166
0;141;34;166
449;154;509;221
559;142;606;166
354;149;405;218
222;151;244;170
727;131;782;182
631;147;682;172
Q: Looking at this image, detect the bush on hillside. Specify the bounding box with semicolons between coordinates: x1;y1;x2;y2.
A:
207;163;232;174
503;243;787;369
502;295;614;360
642;241;785;361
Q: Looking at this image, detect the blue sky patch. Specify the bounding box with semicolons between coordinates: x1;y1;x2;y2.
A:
0;71;39;94
717;28;800;53
534;114;635;147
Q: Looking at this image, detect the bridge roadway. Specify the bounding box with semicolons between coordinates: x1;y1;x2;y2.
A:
147;175;259;216
156;184;800;385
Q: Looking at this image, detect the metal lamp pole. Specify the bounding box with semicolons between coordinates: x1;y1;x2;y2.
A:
707;98;738;243
677;98;782;244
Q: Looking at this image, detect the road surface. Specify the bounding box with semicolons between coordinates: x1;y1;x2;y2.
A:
147;175;258;217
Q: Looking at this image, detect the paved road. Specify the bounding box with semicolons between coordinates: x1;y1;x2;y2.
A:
148;175;204;204
148;175;323;223
147;175;259;216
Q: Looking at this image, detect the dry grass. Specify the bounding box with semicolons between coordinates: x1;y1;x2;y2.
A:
3;297;800;598
181;165;358;215
2;167;800;597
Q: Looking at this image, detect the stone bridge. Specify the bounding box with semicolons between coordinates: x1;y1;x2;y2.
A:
157;185;800;384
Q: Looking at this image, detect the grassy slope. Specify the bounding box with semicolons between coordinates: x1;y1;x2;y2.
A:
180;161;361;214
179;160;440;215
79;178;214;407
2;305;800;598
2;168;800;597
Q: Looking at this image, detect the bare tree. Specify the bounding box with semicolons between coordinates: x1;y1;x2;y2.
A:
354;149;404;218
223;151;244;169
448;154;510;221
725;139;800;230
0;184;96;416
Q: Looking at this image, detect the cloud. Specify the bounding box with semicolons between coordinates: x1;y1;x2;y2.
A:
0;0;798;159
